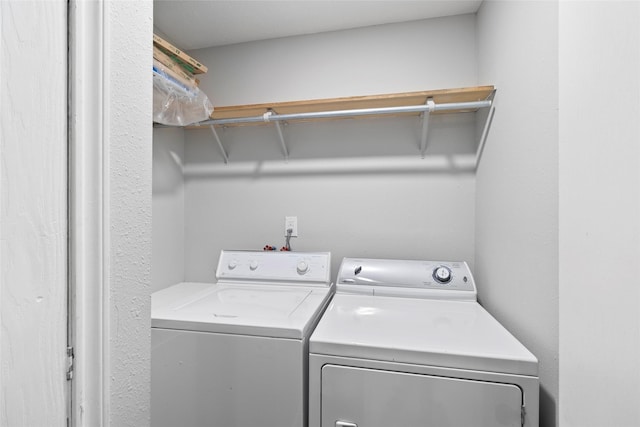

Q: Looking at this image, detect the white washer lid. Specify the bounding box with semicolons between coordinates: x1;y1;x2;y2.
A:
152;282;333;339
309;293;538;376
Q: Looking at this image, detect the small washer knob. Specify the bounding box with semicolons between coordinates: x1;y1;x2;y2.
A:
433;266;452;284
249;260;259;271
228;260;237;270
297;260;309;274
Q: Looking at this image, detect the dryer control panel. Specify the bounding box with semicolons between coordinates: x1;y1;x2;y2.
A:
216;250;331;285
337;258;476;300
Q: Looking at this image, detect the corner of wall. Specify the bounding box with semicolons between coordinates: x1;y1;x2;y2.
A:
475;1;559;426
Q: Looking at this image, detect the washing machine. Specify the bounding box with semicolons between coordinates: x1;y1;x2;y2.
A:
151;250;333;427
309;258;539;427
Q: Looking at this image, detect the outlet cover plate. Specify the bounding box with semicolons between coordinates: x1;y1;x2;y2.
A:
285;216;298;237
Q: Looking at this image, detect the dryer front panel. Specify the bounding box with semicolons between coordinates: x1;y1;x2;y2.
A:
321;364;522;427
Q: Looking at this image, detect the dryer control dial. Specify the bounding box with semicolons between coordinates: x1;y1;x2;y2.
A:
433;266;452;284
249;260;259;271
227;260;237;270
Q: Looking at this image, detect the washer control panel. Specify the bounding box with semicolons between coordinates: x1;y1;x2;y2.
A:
216;250;331;285
337;258;476;296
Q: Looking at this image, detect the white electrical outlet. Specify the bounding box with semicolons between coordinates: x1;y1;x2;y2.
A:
285;216;298;237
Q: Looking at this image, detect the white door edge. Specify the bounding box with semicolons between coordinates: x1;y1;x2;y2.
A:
68;1;110;425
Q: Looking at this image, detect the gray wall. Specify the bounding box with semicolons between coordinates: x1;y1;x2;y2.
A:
197;15;478;105
181;15;479;282
153;128;185;292
476;2;559;426
559;2;640;426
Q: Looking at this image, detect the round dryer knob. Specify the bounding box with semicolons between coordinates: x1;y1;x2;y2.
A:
227;260;237;270
433;266;452;284
296;260;309;275
249;260;259;271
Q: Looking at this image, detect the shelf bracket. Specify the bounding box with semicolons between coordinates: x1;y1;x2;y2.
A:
209;125;229;164
274;121;289;161
263;110;290;161
475;105;495;169
420;98;435;158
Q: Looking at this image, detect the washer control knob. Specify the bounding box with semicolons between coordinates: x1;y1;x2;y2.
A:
433;266;452;284
297;260;309;274
249;260;259;271
228;260;237;270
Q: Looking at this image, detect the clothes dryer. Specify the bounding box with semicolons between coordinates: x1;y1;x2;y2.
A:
309;258;538;427
152;250;333;427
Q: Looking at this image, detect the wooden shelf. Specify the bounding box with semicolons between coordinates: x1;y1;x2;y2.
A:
192;86;494;128
176;85;497;164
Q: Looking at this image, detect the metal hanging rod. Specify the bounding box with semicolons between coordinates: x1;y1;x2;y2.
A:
195;99;492;127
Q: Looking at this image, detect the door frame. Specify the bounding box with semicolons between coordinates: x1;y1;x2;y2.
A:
68;1;110;425
69;1;153;425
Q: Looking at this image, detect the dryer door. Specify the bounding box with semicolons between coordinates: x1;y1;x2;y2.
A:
321;365;522;427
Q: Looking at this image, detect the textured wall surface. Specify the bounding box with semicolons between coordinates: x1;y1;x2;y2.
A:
0;1;68;425
559;2;640;426
476;2;559;426
106;1;153;425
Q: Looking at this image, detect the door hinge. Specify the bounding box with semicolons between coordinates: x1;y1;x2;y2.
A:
521;404;526;426
66;346;74;381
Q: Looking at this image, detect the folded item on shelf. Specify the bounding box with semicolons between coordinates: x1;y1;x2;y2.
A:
153;68;213;126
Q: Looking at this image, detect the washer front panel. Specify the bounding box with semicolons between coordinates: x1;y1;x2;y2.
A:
152;328;304;427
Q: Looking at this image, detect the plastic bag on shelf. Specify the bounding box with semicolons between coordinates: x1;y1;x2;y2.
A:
152;68;214;126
